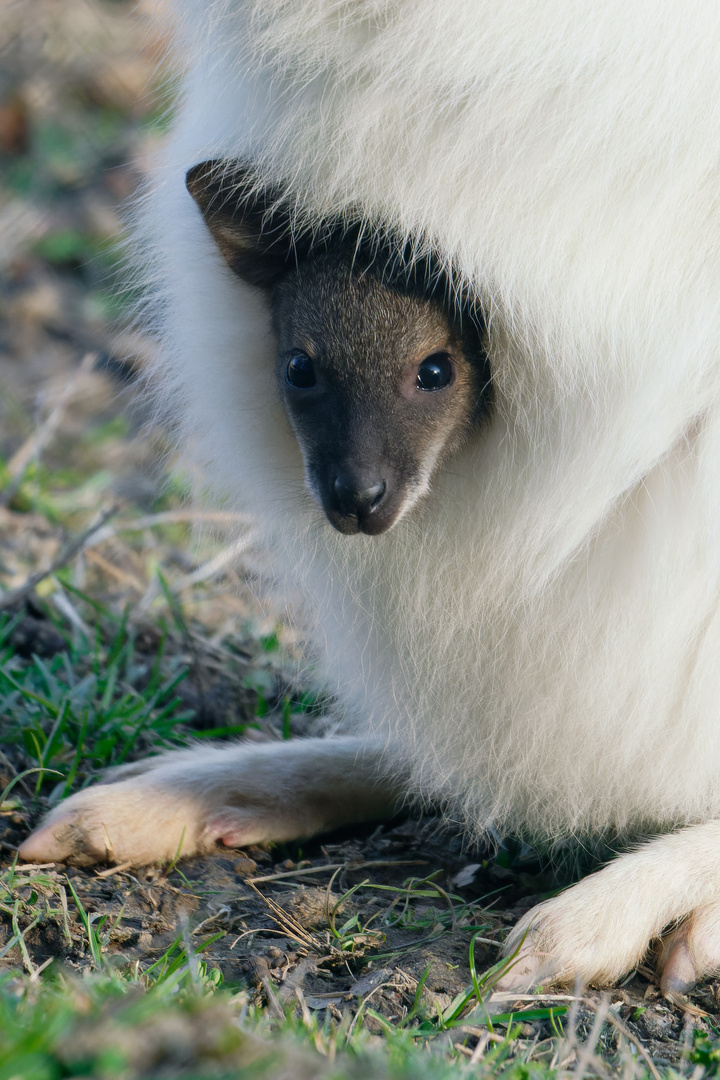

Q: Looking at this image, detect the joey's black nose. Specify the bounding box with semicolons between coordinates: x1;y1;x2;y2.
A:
320;467;401;535
333;475;387;518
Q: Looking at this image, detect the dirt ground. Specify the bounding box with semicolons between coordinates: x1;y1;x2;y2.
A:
2;781;718;1068
1;0;720;1072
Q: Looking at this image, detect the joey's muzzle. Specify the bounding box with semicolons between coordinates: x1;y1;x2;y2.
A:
318;466;400;535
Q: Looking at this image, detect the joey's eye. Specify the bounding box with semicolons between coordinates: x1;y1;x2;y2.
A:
286;351;316;388
416;352;453;391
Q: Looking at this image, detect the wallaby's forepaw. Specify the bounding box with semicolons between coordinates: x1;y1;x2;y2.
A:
18;769;217;866
18;790;286;866
19;737;395;867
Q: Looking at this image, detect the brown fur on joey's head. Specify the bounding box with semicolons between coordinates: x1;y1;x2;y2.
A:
186;159;492;535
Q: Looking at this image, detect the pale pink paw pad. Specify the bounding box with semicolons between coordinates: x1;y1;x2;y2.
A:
203;807;273;848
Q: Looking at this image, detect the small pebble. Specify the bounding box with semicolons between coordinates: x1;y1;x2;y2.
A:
233;857;257;876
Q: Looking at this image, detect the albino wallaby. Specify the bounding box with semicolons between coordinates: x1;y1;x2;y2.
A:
19;0;720;996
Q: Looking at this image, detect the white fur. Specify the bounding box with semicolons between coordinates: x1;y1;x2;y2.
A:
22;0;720;985
144;0;720;839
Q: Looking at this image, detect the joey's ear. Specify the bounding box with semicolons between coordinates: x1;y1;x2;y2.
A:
186;160;313;289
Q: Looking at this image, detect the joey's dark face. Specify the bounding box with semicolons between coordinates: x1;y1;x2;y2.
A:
271;249;490;535
185;160;491;536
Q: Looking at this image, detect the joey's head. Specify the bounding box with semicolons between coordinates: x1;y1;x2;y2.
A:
187;160;491;535
270;254;490;534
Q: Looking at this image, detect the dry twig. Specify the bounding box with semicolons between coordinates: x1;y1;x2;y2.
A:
0;504;118;612
0;352;97;507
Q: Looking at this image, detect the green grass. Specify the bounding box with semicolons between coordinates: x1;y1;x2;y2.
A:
0;886;620;1080
0;962;568;1080
0;614;193;794
0;919;699;1080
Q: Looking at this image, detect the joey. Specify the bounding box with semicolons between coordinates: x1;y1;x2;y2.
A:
186;160;491;535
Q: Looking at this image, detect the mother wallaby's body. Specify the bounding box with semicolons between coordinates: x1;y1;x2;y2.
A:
21;0;720;991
